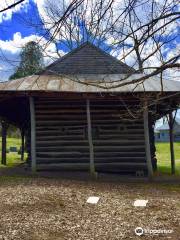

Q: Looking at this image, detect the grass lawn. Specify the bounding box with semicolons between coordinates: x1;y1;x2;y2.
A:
0;137;24;167
156;142;180;175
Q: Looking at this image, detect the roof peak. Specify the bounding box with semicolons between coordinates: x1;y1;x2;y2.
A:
43;42;135;75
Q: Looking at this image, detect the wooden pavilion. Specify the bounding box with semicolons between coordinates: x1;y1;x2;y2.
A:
0;43;180;179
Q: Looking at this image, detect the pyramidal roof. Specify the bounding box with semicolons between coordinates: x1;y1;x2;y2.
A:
44;42;136;75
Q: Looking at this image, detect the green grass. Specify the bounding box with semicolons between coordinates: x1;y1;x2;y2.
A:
156;142;180;175
0;137;24;167
0;137;21;150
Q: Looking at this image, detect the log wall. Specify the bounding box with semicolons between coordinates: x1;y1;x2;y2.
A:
91;100;147;175
34;97;148;176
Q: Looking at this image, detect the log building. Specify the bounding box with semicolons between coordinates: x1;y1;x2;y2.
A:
0;43;179;178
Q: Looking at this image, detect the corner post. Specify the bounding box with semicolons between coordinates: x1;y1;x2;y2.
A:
21;128;25;161
1;121;8;165
169;112;175;174
86;99;97;178
30;97;36;173
143;101;153;180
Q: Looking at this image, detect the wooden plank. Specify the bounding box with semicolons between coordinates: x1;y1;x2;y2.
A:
169;112;175;174
143;103;153;179
37;162;147;167
94;139;145;144
36;162;147;172
37;163;89;171
36;151;145;158
36;152;84;157
94;152;146;157
35;119;144;125
30;96;36;173
36;145;145;152
35;101;133;106
36;109;135;114
36;125;143;131
36;157;146;164
21;128;25;161
36;140;88;144
36;135;84;140
36;139;144;146
35;115;144;122
36;134;144;140
36;128;85;133
1;122;8;165
86;99;96;177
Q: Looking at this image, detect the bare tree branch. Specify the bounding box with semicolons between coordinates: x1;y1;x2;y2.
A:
0;0;25;13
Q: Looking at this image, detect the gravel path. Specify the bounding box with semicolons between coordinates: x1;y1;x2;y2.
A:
0;176;179;240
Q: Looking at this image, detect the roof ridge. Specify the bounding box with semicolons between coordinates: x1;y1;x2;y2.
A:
43;42;135;74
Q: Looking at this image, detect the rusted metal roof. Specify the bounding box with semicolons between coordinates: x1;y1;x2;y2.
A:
1;43;179;94
0;74;180;92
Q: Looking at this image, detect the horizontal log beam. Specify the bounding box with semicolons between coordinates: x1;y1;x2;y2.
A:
36;151;146;158
36;157;146;164
36;162;147;171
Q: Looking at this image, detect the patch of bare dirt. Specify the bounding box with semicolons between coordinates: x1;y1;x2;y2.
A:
0;177;179;240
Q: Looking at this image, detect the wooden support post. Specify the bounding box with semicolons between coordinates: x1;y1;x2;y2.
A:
21;128;25;161
143;103;153;180
86;99;97;178
30;97;36;173
1;122;8;165
169;112;175;175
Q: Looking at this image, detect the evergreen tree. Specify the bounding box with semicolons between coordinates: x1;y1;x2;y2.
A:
10;41;44;80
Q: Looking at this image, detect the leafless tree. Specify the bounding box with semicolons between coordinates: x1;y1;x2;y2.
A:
0;0;25;13
33;0;179;89
1;0;179;95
